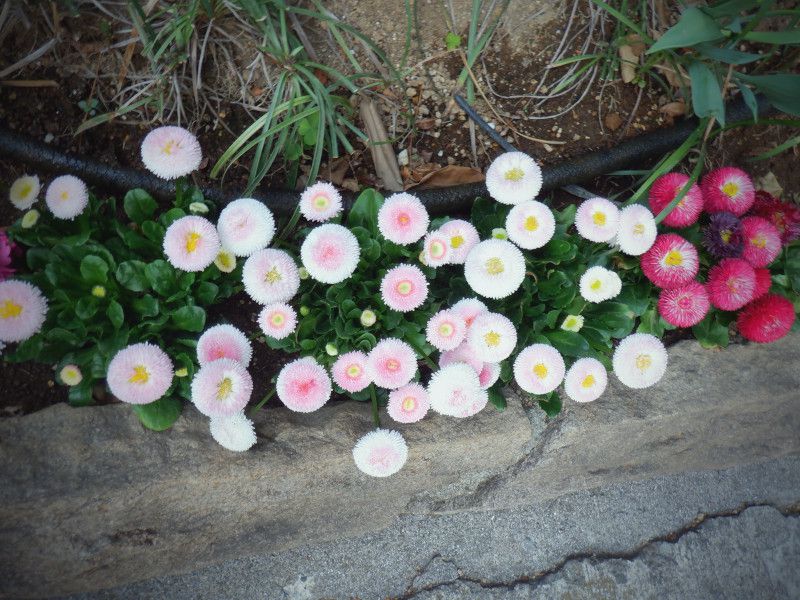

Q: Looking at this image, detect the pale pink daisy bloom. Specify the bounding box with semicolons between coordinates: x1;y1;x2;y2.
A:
209;411;257;452
0;280;47;342
464;239;526;299
425;309;467;351
574;197;620;243
217;198;275;257
377;193;429;245
367;338;417;389
258;303;297;340
380;264;428;312
197;324;253;367
513;344;565;395
331;351;371;393
387;383;430;423
428;362;488;418
276;357;332;412
439;219;480;264
107;342;174;405
300;181;342;222
506;200;556;250
657;281;710;328
466;312;517;363
163;215;221;272
485;151;543;205
300;223;360;284
45;175;89;220
478;362;501;389
452;297;488;327
612;333;668;389
564;357;607;403
191;358;253;417
422;231;451;267
616;204;657;256
140;126;202;179
439;341;483;375
352;429;409;477
242;248;300;304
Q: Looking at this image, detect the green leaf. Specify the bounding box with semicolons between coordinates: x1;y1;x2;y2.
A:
694;43;761;65
688;60;725;125
195;281;219;305
692;312;729;349
488;388;506;411
172;305;206;332
124;189;157;224
116;260;150;292
538;392;562;417
131;397;183;431
744;30;800;45
79;255;109;285
132;294;160;317
68;381;94;406
785;246;800;293
445;31;462;50
647;7;724;54
347;188;384;235
145;260;177;296
736;81;759;122
75;296;99;319
159;207;187;228
544;330;590;357
107;300;124;330
736;73;800;117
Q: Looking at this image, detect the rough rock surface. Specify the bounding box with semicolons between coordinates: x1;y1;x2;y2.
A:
1;332;799;598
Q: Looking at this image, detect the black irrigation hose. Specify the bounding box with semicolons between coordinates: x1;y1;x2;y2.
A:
0;94;774;217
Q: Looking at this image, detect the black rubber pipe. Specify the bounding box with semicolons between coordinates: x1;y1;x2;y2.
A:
0;95;773;217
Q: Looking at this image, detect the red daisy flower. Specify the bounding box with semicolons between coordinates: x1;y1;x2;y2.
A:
706;258;756;311
740;216;781;268
751;191;800;245
752;267;772;300
737;294;795;343
657;281;710;328
640;233;699;289
648;172;704;227
701;167;755;216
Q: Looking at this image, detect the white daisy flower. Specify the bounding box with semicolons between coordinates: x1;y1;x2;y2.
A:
616;204;657;256
464;239;526;299
579;266;622;303
427;362;489;418
242;248;300;304
45;175;89;220
300;223;360;284
485;151;543;205
575;197;620;243
513;344;565;395
612;333;668;389
217;198;276;257
9;175;40;209
352;429;408;477
506;200;556;250
466;312;517;363
563;357;607;403
209;411;257;452
300;181;343;222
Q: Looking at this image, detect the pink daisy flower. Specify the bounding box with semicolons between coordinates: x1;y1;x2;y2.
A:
753;267;772;300
107;342;174;405
563;357;608;403
367;338;417;389
387;383;430;423
657;281;710;328
242;248;300;304
513;344;565;395
466;312;517;363
0;280;47;343
258;303;297;340
478;362;501;389
451;297;488;327
640;233;699;289
439;219;480;264
331;351;371;393
45;175;89;220
574;197;619;243
140;126;202;179
506;200;556;250
740;216;781;268
380;264;428;312
440;341;484;375
352;429;408;477
422;231;451;267
300;181;342;222
377;193;429;245
737;294;795;343
197;324;253;367
702;167;755;216
425;309;467;351
707;258;756;311
648;172;704;227
163;216;221;272
276;357;332;412
428;362;488;418
216;198;275;257
191;358;253;417
300;223;360;284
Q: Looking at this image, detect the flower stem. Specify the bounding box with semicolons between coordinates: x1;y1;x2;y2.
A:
275;205;302;245
249;388;276;417
406;336;438;371
369;384;380;428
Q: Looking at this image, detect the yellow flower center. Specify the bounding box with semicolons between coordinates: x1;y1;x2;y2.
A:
635;354;652;371
19;182;32;198
346;364;362;378
396;280;413;296
270;313;285;327
60;191;69;201
265;266;282;283
485;257;504;275
398;213;410;225
438;323;454;337
313;195;330;210
720;229;732;244
216;377;233;400
722;182;739;198
185;232;201;253
402;396;417;411
484;330;501;347
386;358;400;372
504;167;525;182
565;317;577;328
451;235;464;249
524;216;539;232
593;211;607;226
533;363;548;379
633;223;645;235
751;234;766;249
0;299;22;319
162;140;175;155
581;374;596;388
665;250;683;266
129;365;150;385
590;279;603;291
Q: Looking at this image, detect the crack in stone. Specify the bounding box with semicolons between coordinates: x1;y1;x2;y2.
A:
398;501;800;599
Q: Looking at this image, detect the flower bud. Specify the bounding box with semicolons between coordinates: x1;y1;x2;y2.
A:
21;209;40;229
325;343;338;356
360;309;377;327
59;364;83;386
298;266;310;280
214;250;236;273
91;285;106;298
189;201;209;214
491;227;508;240
175;367;189;378
299;305;311;317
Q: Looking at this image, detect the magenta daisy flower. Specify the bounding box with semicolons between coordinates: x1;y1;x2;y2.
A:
707;258;756;311
140;126;202;180
451;297;488;328
439;219;480;264
753;267;772;300
197;324;253;367
45;175;89;220
191;358;253;417
387;383;430;423
0;280;47;342
331;351;371;393
217;198;275;257
506;200;556;250
377;193;429;245
163;216;221;272
300;181;342;222
640;233;699;289
425;309;467;351
737;294;796;344
276;357;332;412
242;248;300;304
352;429;409;477
564;357;607;403
300;223;360;284
740;216;781;268
422;230;451;267
439;341;484;375
657;281;710;328
648;172;704;227
367;338;417;390
258;303;297;340
574;197;619;243
107;342;174;405
702;167;755;216
380;264;428;312
513;344;565;395
428;362;488;418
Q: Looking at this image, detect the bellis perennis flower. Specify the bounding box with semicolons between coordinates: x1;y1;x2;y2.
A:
707;258;756;311
191;358;253;417
564;357;607;403
422;231;451;267
380;264;428;312
616;204;657;256
612;333;667;389
428;362;488;418
575;197;619;243
426;309;467;351
505;200;555;250
439;219;480;264
45;175;89;220
579;266;622;303
378;193;429;245
466;312;517;363
648;172;704;228
737;294;795;344
242;248;300;304
452;297;488;327
301;223;360;284
217;198;275;257
740;216;781;268
0;280;47;343
640;233;699;289
210;411;257;452
9;175;40;209
703;212;743;259
464;239;525;299
387;383;430;423
276;357;332;412
197;324;253;367
440;341;484;375
657;281;710;328
367;338;417;390
331;351;371;393
353;429;408;477
300;181;342;222
107;343;174;405
258;303;297;340
485;151;543;205
702;166;755;216
513;344;565;395
140;126;202;180
163;216;221;272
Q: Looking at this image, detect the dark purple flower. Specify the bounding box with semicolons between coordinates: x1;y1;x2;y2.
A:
0;231;15;281
703;211;743;259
